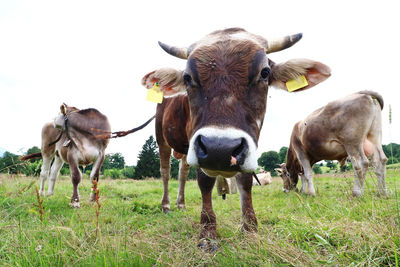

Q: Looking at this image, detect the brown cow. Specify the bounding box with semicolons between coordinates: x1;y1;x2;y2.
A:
22;104;111;207
142;28;330;249
276;91;388;197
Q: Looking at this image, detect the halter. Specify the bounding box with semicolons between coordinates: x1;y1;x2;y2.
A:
48;113;156;147
48;113;70;147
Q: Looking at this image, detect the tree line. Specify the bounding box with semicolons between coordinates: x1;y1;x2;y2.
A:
0;136;197;180
1;139;399;179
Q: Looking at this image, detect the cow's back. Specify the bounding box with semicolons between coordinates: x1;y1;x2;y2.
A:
156;95;191;154
297;91;382;163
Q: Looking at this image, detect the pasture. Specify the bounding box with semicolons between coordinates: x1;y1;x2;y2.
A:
0;169;399;266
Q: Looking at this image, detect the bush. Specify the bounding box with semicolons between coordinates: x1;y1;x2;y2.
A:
258;151;280;176
312;165;322;174
104;168;123;179
23;160;42;176
60;165;70;176
388;157;399;165
122;166;135;178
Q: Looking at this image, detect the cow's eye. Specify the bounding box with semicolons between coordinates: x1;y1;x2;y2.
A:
260;67;270;80
183;73;193;86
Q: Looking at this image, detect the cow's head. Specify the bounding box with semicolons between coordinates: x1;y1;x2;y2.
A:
142;28;330;177
275;163;298;192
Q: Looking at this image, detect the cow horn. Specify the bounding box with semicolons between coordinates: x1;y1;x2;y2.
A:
266;33;303;54
158;41;188;59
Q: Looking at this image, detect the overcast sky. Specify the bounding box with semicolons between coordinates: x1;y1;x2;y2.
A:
1;0;399;165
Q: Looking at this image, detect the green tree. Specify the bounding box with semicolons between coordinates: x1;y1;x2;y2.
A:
383;143;400;164
258;151;280;176
101;153;126;172
326;160;338;170
278;146;288;163
170;157;180;179
134;136;160;179
0;151;24;174
170;157;197;180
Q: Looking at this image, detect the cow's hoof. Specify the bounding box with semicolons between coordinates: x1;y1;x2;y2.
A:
198;238;219;253
242;222;258;233
39;190;45;197
46;191;54;197
352;190;362;197
162;207;170;213
89;193;96;202
70;200;80;208
377;191;389;198
177;204;186;211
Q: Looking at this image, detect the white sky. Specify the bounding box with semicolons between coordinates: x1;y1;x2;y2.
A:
1;0;399;165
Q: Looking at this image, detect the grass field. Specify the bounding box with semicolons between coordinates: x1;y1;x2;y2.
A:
1;168;400;266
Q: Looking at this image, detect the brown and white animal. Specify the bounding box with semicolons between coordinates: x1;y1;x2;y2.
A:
152;95;236;212
21;104;111;207
276;91;387;197
142;28;330;248
252;170;272;186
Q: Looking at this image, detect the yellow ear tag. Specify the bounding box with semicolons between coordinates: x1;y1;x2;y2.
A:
286;75;308;92
146;82;164;103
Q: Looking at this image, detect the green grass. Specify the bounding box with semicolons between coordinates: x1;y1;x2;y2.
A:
0;168;399;266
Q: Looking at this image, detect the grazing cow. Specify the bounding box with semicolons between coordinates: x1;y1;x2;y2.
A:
22;104;111;207
252;170;272;186
276;91;388;197
142;28;330;248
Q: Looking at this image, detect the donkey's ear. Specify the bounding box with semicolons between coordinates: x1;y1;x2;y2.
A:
60;103;67;115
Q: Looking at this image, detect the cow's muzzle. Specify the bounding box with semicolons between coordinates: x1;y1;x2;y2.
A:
187;127;258;177
195;135;248;171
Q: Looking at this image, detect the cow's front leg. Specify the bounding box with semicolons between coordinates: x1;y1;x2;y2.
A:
176;155;189;210
300;174;307;194
159;143;172;212
236;173;258;232
197;169;218;251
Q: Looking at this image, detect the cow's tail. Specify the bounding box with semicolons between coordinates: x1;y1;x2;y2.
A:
359;90;384;110
20;152;42;161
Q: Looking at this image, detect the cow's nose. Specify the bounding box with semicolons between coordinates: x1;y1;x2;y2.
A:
194;135;248;171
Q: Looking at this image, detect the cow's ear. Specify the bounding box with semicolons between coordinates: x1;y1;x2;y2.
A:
275;168;283;174
141;68;186;96
60;103;67;115
270;59;331;92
